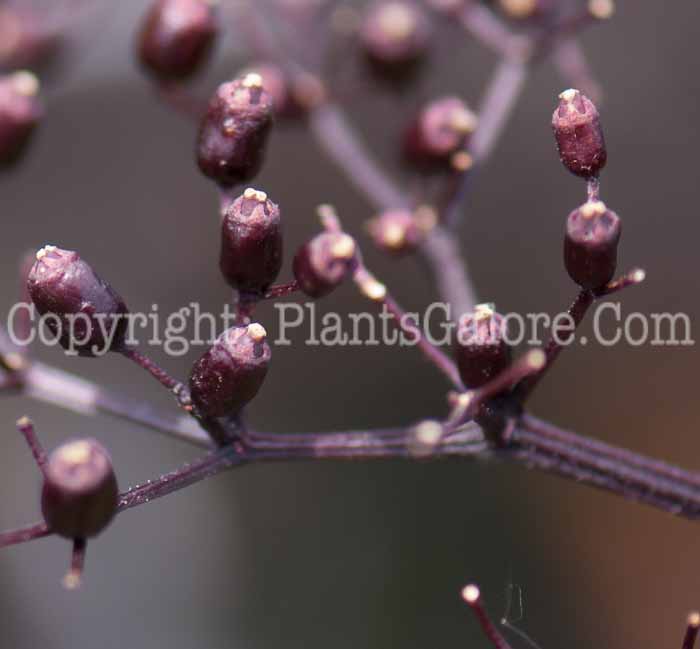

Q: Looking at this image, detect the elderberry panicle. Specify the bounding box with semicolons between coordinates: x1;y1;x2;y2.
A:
41;439;119;539
138;0;218;82
0;70;42;168
552;89;607;178
196;73;274;187
293;231;356;298
189;323;271;418
454;304;511;389
27;245;129;356
403;96;477;171
359;1;432;77
220;188;283;295
564;200;621;290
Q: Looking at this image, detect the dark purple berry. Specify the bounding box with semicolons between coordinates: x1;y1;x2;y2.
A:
403;96;477;171
552;89;607;178
454;305;511;389
359;1;432;78
189;323;271;418
0;71;42;168
293;231;356;298
564;200;621;290
220;188;283;295
41;438;119;539
27;245;129;356
367;207;435;255
138;0;218;81
196;73;274;187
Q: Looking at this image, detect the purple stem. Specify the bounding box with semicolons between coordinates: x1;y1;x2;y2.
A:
382;294;464;390
120;347;182;392
515;289;594;402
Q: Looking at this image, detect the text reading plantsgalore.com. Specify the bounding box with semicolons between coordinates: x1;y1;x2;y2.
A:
6;301;694;356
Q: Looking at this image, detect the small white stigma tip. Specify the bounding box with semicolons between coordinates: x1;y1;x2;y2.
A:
16;416;31;428
382;223;406;248
247;323;267;342
243;187;267;202
60;440;92;465
364;280;387;301
632;269;646;283
12;70;40;96
331;234;356;260
62;572;82;591
242;72;263;89
474;302;495;320
588;0;614;20
559;88;580;102
527;349;546;370
688;612;700;628
450;108;478;134
457;391;473;408
451;151;474;172
36;244;57;260
581;201;606;218
462;584;480;603
415;421;443;446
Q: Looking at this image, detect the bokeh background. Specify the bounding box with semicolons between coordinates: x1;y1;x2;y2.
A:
0;1;698;648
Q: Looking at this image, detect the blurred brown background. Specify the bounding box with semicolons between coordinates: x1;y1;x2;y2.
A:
0;1;699;648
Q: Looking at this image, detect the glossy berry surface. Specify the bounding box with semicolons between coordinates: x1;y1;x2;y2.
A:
219;188;283;295
27;245;129;356
454;305;511;388
359;1;432;77
552;89;607;178
564;201;621;290
189;323;271;418
293;231;356;298
138;0;218;81
403;96;477;170
41;438;119;539
0;71;42;168
196;74;274;187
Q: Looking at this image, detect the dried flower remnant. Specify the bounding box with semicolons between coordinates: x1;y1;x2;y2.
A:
238;63;323;119
564;200;621;290
219;188;283;295
189;323;271;418
552;88;607;178
196;73;274;187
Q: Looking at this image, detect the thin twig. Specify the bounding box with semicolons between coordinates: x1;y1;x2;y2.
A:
308;103;407;211
22;362;211;447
